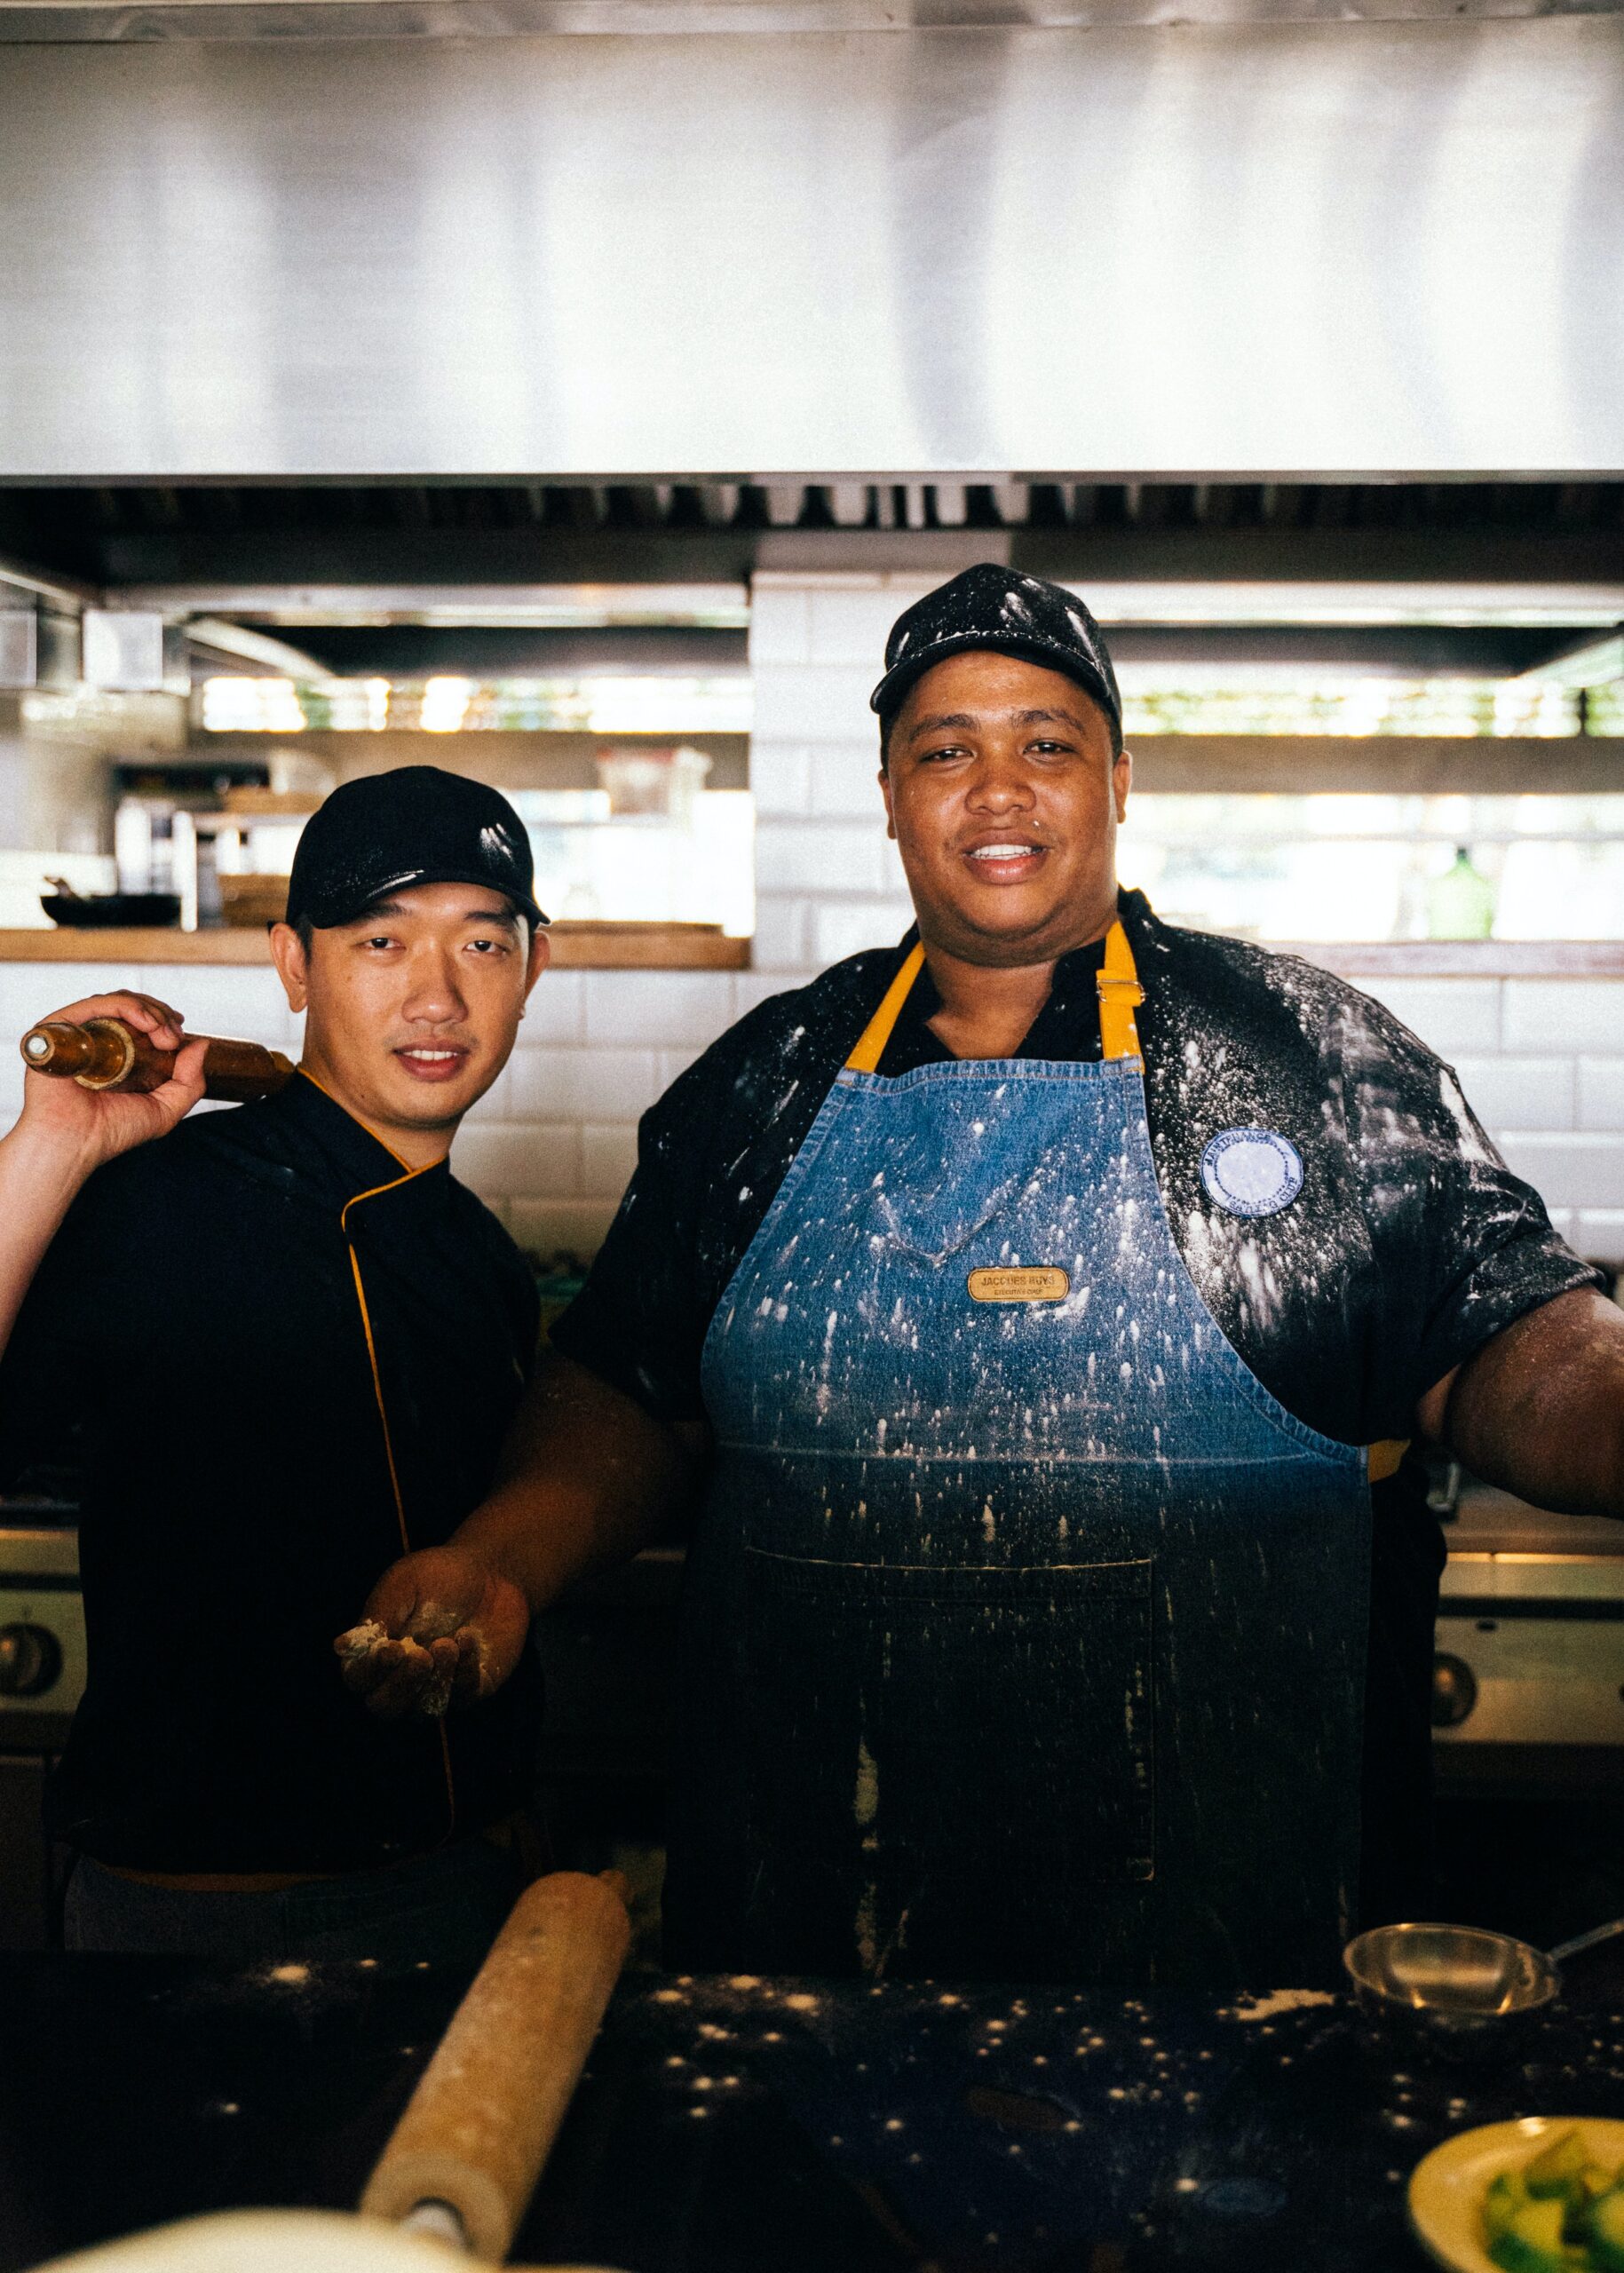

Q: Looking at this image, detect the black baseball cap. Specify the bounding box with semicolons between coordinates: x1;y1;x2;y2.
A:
870;563;1123;743
285;766;547;932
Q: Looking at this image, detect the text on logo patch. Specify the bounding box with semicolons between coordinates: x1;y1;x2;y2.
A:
967;1266;1071;1304
1200;1128;1304;1219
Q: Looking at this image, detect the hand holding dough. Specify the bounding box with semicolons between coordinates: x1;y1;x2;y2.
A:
335;1604;471;1718
337;1545;530;1723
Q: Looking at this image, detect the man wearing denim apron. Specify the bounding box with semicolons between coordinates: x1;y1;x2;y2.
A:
349;568;1624;1988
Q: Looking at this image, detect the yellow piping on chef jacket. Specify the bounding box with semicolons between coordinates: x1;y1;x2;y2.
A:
844;930;1408;1486
341;1168;459;1842
301;1063;460;1845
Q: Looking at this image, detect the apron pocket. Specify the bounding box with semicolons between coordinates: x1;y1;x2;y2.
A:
741;1549;1154;1976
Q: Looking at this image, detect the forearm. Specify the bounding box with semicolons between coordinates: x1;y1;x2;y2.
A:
449;1350;705;1612
0;1123;91;1366
1436;1287;1624;1519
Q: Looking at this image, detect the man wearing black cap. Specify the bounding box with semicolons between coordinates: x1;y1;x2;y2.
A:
0;766;551;1966
350;574;1624;1988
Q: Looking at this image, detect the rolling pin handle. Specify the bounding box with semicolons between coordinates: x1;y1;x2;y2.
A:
360;1870;631;2264
400;2199;471;2252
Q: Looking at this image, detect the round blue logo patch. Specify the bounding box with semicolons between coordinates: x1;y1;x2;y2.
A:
1200;1128;1303;1219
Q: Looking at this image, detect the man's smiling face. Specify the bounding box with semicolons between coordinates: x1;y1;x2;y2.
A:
272;880;546;1149
879;650;1132;967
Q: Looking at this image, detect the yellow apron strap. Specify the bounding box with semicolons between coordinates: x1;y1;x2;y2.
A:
1367;1438;1410;1484
850;923;1145;1074
1097;919;1145;1063
845;942;926;1074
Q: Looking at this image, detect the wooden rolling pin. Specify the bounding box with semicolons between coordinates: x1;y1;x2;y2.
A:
360;1871;631;2264
20;1016;296;1102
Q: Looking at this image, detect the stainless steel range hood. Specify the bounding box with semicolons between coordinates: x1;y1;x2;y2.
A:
0;19;1619;480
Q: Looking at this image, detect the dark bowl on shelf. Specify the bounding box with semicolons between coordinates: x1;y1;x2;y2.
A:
40;893;182;929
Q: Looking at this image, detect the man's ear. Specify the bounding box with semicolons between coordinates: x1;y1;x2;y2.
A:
521;927;551;1010
268;921;310;1014
879;764;897;843
1113;746;1133;824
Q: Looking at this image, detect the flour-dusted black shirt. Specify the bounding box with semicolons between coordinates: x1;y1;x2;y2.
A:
554;889;1603;1922
0;1073;542;1873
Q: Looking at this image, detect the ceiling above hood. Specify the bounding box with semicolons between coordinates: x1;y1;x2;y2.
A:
1;0;1614;38
6;0;1610;36
0;20;1619;483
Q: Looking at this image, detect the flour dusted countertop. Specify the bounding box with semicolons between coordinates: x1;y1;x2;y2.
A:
8;1954;1624;2270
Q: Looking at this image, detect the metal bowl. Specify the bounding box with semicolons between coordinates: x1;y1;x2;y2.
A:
1343;1921;1558;2063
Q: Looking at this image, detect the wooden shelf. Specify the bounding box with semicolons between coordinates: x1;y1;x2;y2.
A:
545;923;749;970
0;922;750;970
3;929;1616;978
1285;940;1624;977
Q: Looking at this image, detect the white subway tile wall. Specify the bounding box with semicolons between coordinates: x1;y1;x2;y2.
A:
755;820;891;898
749;895;811;974
453;1122;578;1204
813;898;917;970
518;970;584;1045
1498;1136;1624;1215
750;574;934;974
749;664;875;743
578;971;734;1049
1503;979;1624;1056
1357;978;1503;1058
508;1045;661;1125
811;744;889;820
750;744;813;820
581;1121;640;1198
0;573;1618;1271
1447;1057;1576;1134
1580;1059;1624;1132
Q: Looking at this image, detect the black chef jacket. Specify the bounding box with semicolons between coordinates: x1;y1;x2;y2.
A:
0;1071;542;1873
554;888;1604;1925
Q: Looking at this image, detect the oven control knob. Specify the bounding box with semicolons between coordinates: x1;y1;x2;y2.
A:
0;1623;61;1699
1431;1651;1478;1729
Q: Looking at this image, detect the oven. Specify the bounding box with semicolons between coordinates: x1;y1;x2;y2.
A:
1433;1482;1624;1794
0;1515;85;1948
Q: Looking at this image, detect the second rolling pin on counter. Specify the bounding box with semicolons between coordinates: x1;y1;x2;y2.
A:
20;1016;296;1102
360;1871;632;2263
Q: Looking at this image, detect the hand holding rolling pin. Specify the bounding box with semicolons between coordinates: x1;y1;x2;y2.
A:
336;1543;531;1720
15;992;209;1173
0;994;209;1382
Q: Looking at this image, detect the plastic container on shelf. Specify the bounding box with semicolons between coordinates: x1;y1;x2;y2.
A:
594;744;711;822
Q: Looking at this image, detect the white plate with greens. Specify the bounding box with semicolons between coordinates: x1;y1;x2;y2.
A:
1409;2117;1624;2273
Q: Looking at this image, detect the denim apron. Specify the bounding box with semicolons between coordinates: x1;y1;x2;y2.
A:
666;924;1383;1986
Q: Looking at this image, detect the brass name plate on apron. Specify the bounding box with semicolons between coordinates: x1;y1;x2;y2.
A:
967;1266;1070;1304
